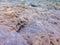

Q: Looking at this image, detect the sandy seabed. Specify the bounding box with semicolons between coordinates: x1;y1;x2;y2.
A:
0;2;60;45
